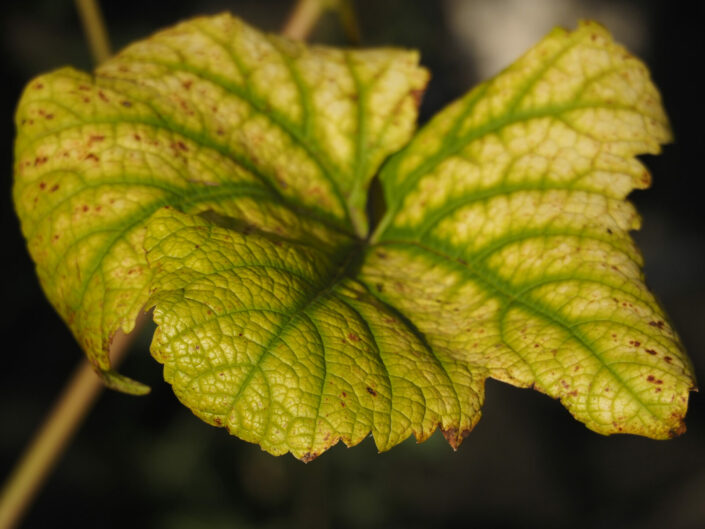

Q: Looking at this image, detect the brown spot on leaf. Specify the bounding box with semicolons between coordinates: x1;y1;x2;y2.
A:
39;182;46;190
98;90;109;103
177;98;194;115
88;134;105;144
669;420;687;438
647;375;655;382
366;386;377;397
85;153;99;162
214;417;222;426
341;391;347;398
34;156;48;167
49;184;59;192
410;88;424;108
182;80;193;90
649;320;665;329
441;426;470;450
645;349;658;356
300;452;318;463
347;332;360;342
664;356;673;364
441;426;459;449
133;133;141;141
629;340;641;347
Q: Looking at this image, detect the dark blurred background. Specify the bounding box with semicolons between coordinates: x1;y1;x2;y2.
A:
1;1;703;528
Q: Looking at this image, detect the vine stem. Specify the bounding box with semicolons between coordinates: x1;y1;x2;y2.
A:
281;0;326;39
0;313;148;529
0;1;331;528
74;0;112;64
282;0;348;40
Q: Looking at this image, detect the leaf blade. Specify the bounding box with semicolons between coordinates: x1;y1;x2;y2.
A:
13;13;426;389
364;21;694;439
145;209;483;459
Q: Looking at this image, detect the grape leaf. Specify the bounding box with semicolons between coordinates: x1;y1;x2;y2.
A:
364;21;694;439
145;209;481;459
13;13;426;392
13;14;695;459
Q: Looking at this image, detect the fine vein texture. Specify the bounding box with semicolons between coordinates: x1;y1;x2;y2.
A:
13;13;425;392
13;13;696;459
145;209;483;459
364;21;694;439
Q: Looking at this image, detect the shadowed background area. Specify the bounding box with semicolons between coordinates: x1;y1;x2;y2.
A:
1;1;703;528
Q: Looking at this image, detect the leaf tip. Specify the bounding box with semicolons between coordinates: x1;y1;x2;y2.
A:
299;451;320;464
441;425;473;451
667;420;687;439
99;369;151;396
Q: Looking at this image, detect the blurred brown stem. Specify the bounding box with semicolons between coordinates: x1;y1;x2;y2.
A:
74;0;112;64
282;0;326;39
0;312;149;529
282;0;352;40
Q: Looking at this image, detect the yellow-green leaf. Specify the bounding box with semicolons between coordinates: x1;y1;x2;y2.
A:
13;13;426;391
13;13;695;459
145;208;483;459
365;21;695;439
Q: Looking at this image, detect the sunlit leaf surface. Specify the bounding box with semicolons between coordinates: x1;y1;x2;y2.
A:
13;15;695;458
